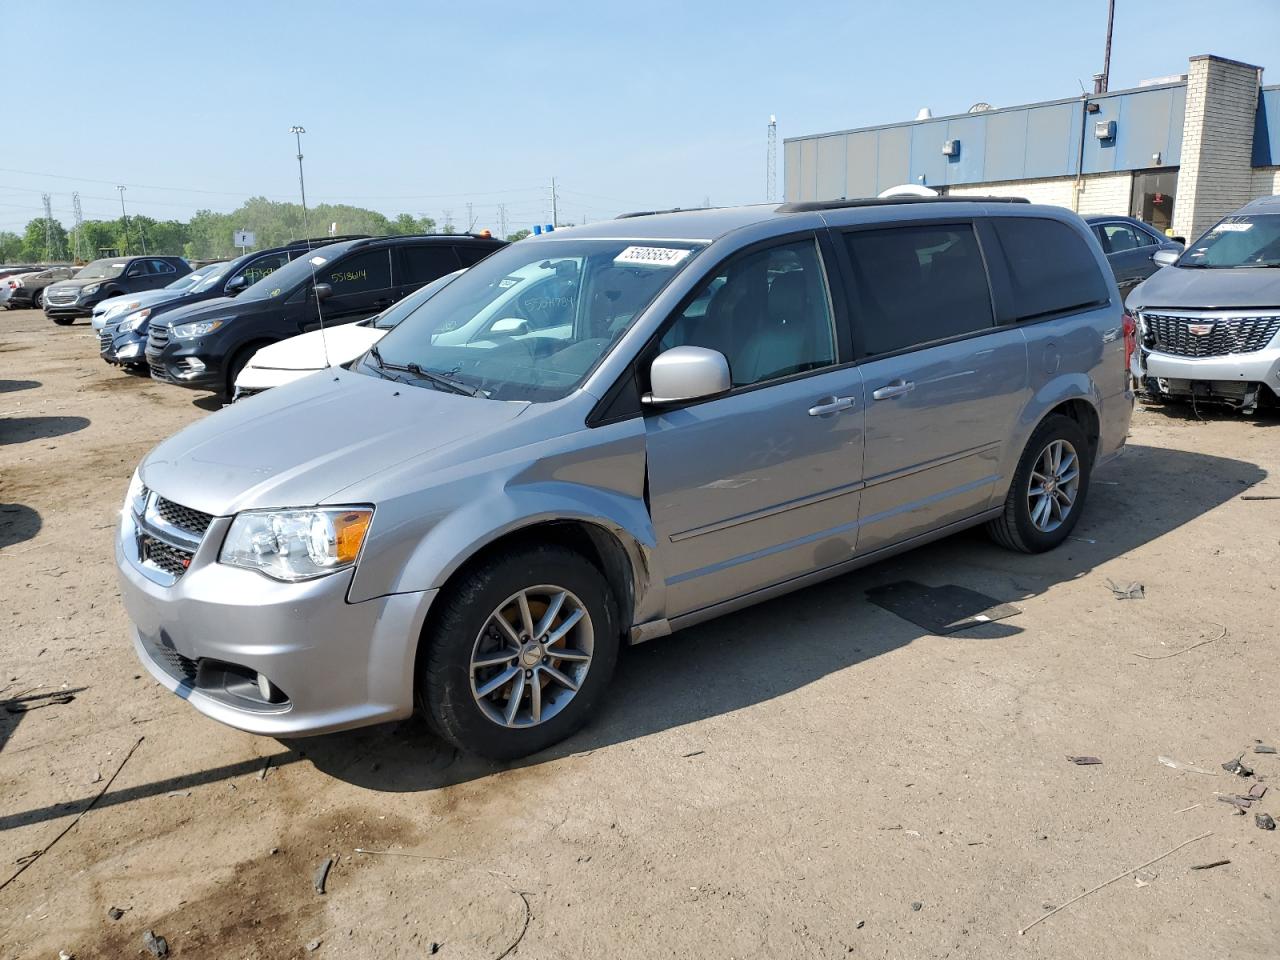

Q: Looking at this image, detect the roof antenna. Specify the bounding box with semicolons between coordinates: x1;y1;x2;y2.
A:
291;124;330;369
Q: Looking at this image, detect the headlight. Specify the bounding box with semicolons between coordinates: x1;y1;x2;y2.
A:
124;469;147;516
119;308;151;333
105;300;141;319
220;507;373;582
83;284;101;296
172;317;227;339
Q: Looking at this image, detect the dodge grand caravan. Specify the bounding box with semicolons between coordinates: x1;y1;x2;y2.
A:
117;198;1133;759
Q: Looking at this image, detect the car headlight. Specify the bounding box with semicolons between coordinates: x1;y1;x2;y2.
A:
83;284;101;296
105;300;141;319
124;468;147;516
119;308;151;333
172;317;227;339
220;507;373;582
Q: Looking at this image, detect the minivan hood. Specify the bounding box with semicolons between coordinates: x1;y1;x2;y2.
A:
247;325;385;371
1129;265;1280;310
140;367;529;516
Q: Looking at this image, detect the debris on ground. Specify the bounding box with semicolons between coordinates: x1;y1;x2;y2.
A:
1134;869;1157;887
910;902;922;911
142;930;169;958
1067;755;1103;765
855;921;865;930
59;950;74;960
1190;859;1230;870
107;906;125;921
1158;756;1218;776
1132;622;1228;660
305;939;321;952
258;758;271;781
1257;813;1277;831
1248;783;1267;800
1106;579;1145;600
1254;744;1277;755
314;856;334;895
864;581;1020;634
1221;756;1254;777
1216;795;1251;811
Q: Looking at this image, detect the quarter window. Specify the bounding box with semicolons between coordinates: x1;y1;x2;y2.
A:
660;238;836;388
991;218;1109;321
146;259;176;275
399;245;461;284
842;224;994;357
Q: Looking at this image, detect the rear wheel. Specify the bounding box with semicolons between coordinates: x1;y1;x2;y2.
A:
987;414;1091;553
222;342;268;400
32;289;43;310
419;545;619;760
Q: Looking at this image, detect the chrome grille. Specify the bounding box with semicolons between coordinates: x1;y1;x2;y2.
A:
147;324;171;381
98;328;114;355
1144;313;1280;358
154;496;213;537
140;533;194;577
46;289;78;306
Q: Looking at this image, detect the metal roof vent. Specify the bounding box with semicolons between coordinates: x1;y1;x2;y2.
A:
915;107;933;121
968;102;993;112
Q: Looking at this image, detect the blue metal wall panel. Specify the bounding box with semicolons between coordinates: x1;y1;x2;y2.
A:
845;131;879;197
1255;87;1280;166
1082;96;1120;173
1024;101;1082;178
909;120;949;190
815;135;846;199
875;126;911;193
984;108;1030;182
944;114;988;184
1112;87;1180;170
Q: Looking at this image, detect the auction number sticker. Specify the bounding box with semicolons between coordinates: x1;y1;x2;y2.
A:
1212;222;1252;232
614;246;691;268
309;255;328;266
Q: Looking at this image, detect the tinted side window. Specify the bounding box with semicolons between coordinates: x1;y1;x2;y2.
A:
660;238;836;388
147;259;176;275
992;218;1109;321
399;244;461;284
238;252;289;287
454;244;495;267
842;224;993;357
324;249;392;295
1100;223;1141;253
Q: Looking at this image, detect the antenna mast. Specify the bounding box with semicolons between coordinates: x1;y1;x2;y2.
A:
767;115;777;202
41;193;54;262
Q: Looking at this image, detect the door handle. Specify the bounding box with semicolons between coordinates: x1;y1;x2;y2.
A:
807;395;857;417
872;380;915;400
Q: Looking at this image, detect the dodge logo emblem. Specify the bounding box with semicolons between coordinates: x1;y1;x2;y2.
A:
1187;323;1215;336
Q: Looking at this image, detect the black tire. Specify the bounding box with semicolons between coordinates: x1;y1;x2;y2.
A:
987;414;1092;553
51;315;75;326
32;289;43;310
419;544;619;760
222;342;267;400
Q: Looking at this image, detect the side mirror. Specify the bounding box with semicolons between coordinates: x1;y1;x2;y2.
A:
313;282;333;302
642;346;731;406
490;317;529;336
225;275;248;295
1152;249;1179;268
1169;236;1186;246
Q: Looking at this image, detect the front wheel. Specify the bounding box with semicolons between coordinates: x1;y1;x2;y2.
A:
51;315;75;326
32;290;43;310
987;414;1092;553
419;545;619;760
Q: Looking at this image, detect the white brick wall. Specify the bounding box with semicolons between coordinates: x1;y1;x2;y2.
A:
1174;56;1262;239
947;172;1133;215
1251;167;1280;198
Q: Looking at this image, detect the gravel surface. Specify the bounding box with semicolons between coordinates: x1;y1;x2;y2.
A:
2;309;1278;959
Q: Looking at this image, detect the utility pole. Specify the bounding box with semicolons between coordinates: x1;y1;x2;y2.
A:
550;177;559;228
466;202;475;232
497;203;508;238
442;208;454;234
290;125;310;242
1098;0;1115;93
767;114;777;202
71;192;84;262
117;185;132;255
41;194;54;262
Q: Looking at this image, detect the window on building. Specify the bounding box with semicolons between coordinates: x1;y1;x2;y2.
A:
992;218;1109;321
842;224;994;356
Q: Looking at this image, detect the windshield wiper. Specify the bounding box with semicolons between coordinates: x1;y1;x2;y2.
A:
367;345;483;397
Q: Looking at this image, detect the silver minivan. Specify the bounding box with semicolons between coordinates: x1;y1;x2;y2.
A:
116;198;1133;759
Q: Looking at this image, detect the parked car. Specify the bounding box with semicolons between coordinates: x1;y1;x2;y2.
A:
1084;215;1184;298
117;198;1132;759
44;256;191;324
5;266;77;310
146;233;504;399
97;263;229;367
100;237;371;368
0;269;41;307
1128;195;1280;412
92;266;215;333
233;269;464;399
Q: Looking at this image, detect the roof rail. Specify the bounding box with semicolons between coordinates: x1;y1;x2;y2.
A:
615;206;716;220
776;196;1030;213
287;234;371;246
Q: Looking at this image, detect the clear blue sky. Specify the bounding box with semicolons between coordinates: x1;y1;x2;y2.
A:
3;0;1277;235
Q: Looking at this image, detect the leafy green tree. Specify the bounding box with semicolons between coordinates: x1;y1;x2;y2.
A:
19;218;69;262
505;229;532;242
0;231;22;262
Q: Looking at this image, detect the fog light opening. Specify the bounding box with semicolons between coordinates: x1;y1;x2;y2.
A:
175;358;206;380
257;672;279;703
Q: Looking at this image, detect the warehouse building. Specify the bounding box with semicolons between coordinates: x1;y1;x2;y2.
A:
784;54;1280;241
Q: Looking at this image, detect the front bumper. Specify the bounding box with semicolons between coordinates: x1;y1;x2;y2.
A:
146;331;225;391
44;301;93;318
116;506;435;736
100;323;148;365
234;364;316;399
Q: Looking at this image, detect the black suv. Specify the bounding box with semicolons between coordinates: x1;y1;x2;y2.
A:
44;255;191;323
147;234;505;398
99;236;368;368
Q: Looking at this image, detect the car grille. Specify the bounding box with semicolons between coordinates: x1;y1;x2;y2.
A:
1144;313;1280;358
154;496;213;537
147;324;171;381
46;289;78;306
99;328;113;354
143;638;198;686
139;532;194;577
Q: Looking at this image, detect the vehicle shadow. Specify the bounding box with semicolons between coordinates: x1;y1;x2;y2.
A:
0;379;40;394
1140;398;1280;427
192;396;223;413
0;503;41;550
0;416;89;446
298;440;1268;792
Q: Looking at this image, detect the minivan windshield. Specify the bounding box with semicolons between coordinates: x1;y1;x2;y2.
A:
75;258;128;280
1179;215;1280;268
362;238;704;402
235;242;355;301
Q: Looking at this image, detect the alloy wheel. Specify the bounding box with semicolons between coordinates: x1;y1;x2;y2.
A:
1027;438;1080;533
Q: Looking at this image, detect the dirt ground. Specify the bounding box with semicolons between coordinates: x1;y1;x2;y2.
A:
1;307;1278;960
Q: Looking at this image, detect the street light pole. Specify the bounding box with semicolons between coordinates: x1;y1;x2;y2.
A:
117;185;131;255
289;125;310;243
